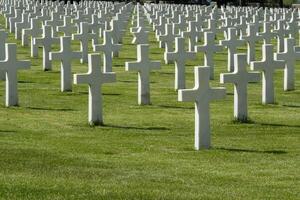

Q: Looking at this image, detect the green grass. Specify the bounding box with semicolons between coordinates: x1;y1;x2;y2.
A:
0;15;299;200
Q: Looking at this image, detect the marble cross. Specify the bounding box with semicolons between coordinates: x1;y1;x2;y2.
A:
178;66;226;150
0;30;8;80
72;22;98;64
196;31;223;79
0;43;31;107
158;23;177;52
182;21;202;52
50;36;82;92
242;23;263;64
275;37;300;91
74;53;116;125
57;16;77;37
125;44;160;105
220;54;260;121
33;25;60;71
221;28;245;72
164;37;196;90
93;30;121;72
251;44;285;104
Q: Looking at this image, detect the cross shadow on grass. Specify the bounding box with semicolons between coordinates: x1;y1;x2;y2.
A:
232;119;300;128
282;104;300;108
25;107;75;112
102;124;170;131
155;105;194;110
216;147;287;154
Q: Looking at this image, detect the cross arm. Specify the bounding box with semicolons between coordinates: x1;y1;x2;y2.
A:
150;61;161;70
49;51;62;61
74;73;91;85
125;61;140;71
247;72;261;83
17;60;31;70
178;89;198;102
220;73;238;84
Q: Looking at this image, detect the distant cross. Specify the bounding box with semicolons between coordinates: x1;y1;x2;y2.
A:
158;23;178;53
220;54;260;121
132;27;149;45
0;43;31;107
57;16;77;37
125;44;161;105
74;53;116;125
196;31;223;79
182;21;202;52
0;30;8;80
242;23;263;64
93;30;121;72
260;21;277;44
221;28;245;72
251;44;285;104
164;37;196;90
72;22;98;64
178;66;226;150
34;25;60;71
50;36;82;92
275;37;300;91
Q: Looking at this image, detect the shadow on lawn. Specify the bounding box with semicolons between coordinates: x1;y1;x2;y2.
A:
216;147;287;154
234;120;300;128
282;104;300;108
103;124;170;131
156;105;194;110
25;107;75;112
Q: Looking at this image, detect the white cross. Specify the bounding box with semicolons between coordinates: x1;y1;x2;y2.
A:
178;66;226;150
275;37;300;91
93;30;121;72
72;22;98;64
220;54;260;121
57;16;77;37
0;43;31;107
242;23;263;64
182;21;202;52
260;21;277;44
33;25;60;71
132;27;149;45
125;44;160;105
74;53;116;125
251;44;285;104
196;31;223;79
50;36;82;92
0;30;8;80
158;23;178;53
221;28;245;72
164;37;196;90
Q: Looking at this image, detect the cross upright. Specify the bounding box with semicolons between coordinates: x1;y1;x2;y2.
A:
251;44;285;104
178;66;226;150
275;37;300;91
50;36;82;92
196;31;223;80
72;22;98;64
74;53;116;125
0;30;8;80
182;21;202;52
260;21;277;44
221;28;245;72
158;23;178;53
34;25;60;71
0;43;31;107
132;27;149;45
93;30;121;72
57;16;77;37
164;37;196;90
22;18;42;47
220;54;260;121
242;23;263;64
125;44;161;105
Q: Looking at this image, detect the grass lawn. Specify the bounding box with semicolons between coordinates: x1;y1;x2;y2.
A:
0;13;299;200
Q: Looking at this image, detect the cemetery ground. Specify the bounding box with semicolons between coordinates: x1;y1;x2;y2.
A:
0;16;299;199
